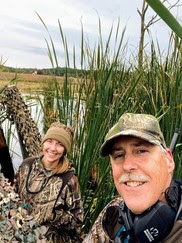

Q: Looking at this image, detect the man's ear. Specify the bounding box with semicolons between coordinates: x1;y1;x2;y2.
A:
165;148;175;173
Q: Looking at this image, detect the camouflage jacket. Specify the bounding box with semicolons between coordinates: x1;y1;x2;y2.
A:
15;157;84;243
83;197;182;243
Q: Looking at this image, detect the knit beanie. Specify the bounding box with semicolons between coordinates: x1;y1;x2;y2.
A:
41;122;73;153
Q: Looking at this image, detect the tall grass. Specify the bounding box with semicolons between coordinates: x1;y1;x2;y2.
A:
0;18;181;232
37;19;182;231
146;0;182;39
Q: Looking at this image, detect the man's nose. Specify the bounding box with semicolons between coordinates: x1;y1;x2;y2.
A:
122;153;138;172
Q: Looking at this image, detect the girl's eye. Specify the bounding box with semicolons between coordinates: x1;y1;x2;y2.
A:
57;142;62;146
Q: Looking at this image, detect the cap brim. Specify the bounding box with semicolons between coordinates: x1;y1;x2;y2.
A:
100;129;162;157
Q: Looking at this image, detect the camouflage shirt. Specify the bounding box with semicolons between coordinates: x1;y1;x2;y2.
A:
15;157;84;243
83;197;182;243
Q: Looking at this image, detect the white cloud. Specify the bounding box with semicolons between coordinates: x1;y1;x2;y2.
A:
0;0;181;68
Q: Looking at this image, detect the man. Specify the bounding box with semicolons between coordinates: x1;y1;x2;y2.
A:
83;113;182;242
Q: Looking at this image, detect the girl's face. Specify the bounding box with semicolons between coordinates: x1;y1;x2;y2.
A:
42;139;65;169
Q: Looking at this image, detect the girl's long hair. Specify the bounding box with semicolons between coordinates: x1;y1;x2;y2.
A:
52;155;70;174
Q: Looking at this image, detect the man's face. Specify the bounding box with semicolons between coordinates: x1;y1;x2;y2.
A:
110;136;174;214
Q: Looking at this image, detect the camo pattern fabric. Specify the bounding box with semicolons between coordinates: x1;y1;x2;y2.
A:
0;85;41;156
83;197;182;243
164;220;182;243
100;113;166;157
83;198;122;243
15;157;84;243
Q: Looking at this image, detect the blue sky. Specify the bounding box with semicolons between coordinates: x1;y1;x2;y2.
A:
0;0;181;68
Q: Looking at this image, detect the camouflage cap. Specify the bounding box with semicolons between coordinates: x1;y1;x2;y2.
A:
100;113;166;157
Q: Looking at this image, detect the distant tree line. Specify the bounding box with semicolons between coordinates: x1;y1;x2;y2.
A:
2;66;86;77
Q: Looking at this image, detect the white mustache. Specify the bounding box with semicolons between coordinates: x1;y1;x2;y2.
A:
118;173;150;183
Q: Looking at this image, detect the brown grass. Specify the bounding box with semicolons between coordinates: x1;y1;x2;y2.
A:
0;72;66;93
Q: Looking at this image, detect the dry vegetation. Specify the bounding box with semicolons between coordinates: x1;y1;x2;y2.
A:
0;72;66;93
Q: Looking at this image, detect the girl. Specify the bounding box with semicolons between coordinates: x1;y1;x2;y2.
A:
15;122;84;242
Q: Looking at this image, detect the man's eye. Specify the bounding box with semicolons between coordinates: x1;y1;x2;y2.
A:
137;149;148;154
113;153;125;159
